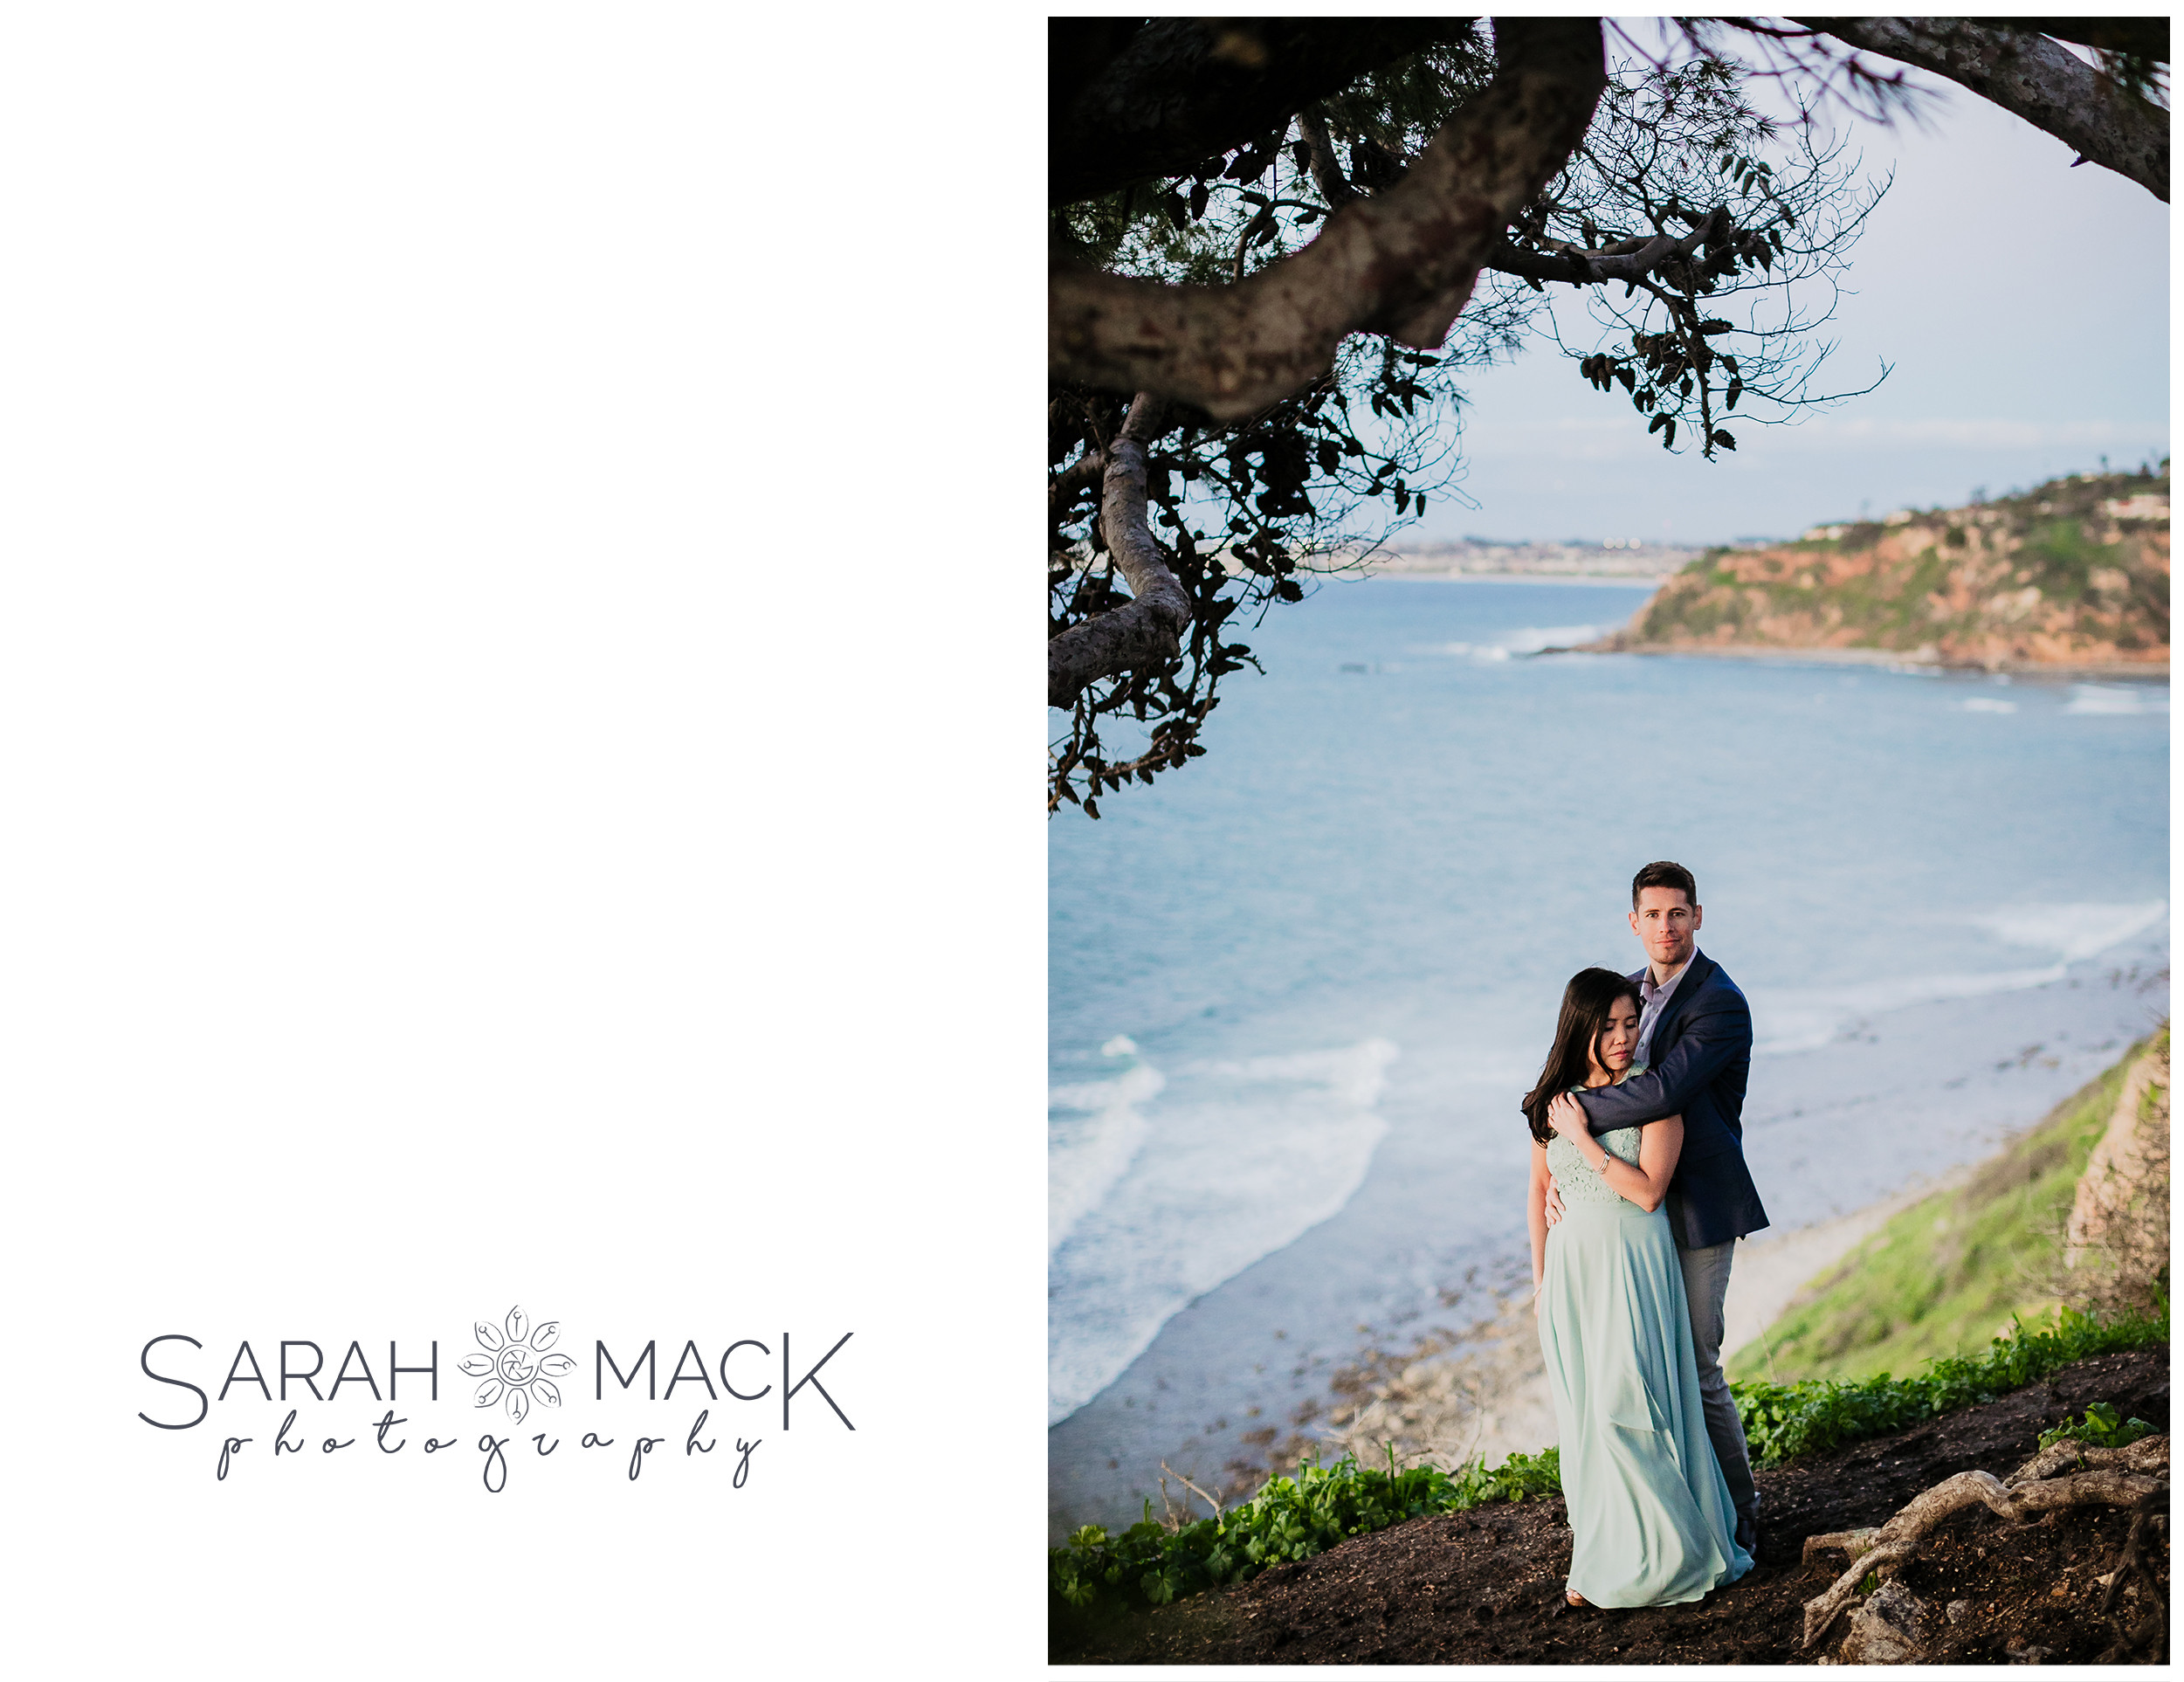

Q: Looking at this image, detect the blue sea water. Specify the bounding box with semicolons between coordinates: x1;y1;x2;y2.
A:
1049;577;2168;1516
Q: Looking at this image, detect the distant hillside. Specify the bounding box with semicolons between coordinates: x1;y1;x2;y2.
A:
1597;469;2169;670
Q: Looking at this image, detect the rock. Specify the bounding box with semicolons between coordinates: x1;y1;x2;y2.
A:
1946;1599;1969;1623
2064;1037;2169;1301
1839;1579;1927;1665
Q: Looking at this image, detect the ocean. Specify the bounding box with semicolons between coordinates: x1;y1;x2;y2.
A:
1048;576;2168;1530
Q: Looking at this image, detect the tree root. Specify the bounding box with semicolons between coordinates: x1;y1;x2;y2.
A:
2094;1489;2169;1664
2007;1431;2168;1488
1801;1434;2170;1650
1801;1526;1878;1567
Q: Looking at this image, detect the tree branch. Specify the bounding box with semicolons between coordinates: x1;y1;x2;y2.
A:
1802;17;2169;202
1295;106;1361;210
1051;19;1465;206
1047;395;1191;708
1049;451;1106;536
1050;17;1609;421
1485;206;1733;286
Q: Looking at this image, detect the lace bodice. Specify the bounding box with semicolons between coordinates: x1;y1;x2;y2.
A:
1546;1122;1647;1208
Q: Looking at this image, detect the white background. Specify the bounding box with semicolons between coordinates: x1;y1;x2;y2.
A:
1;9;1046;1673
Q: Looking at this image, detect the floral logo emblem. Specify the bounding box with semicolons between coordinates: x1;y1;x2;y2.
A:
459;1305;575;1423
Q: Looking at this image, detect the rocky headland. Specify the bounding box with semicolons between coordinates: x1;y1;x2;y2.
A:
1588;467;2169;673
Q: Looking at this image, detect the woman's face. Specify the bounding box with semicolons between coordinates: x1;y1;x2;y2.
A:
1594;997;1641;1074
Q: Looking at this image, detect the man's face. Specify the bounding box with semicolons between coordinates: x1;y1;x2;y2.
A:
1629;886;1701;971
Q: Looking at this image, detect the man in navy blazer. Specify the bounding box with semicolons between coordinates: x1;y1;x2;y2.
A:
1546;860;1769;1555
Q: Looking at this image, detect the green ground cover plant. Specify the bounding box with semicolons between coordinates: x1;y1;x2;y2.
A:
1051;1444;1560;1614
2036;1400;2155;1452
1730;1299;2167;1467
1051;1307;2167;1617
1727;1037;2153;1385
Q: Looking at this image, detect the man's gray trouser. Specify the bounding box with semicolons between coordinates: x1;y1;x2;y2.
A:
1678;1238;1758;1531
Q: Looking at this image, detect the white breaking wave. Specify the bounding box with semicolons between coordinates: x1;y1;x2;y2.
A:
1183;1042;1401;1104
2065;684;2168;715
1050;1056;1165;1257
1048;1037;1399;1424
1969;900;2169;963
1425;624;1612;660
1960;697;2018;713
1750;900;2167;1054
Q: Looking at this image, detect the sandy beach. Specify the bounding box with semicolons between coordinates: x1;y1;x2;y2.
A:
1326;1185;1944;1481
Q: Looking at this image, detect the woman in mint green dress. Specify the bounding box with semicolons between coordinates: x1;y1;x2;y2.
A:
1521;967;1752;1608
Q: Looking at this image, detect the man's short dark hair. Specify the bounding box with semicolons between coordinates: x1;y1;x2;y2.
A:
1632;860;1698;908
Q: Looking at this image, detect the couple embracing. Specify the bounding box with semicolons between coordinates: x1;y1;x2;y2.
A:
1521;860;1768;1609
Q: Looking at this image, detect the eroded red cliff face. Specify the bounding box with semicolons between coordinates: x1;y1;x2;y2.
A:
1605;472;2168;669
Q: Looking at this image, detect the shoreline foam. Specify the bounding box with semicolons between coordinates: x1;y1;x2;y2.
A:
1562;640;2171;680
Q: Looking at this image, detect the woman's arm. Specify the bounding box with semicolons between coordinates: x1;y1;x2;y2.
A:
1547;1106;1685;1213
1629;1114;1685;1212
1526;1141;1551;1309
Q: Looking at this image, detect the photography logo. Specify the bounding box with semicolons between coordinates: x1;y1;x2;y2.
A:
460;1306;574;1424
139;1307;853;1493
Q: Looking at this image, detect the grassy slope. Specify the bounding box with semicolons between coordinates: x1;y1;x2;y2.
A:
1728;1032;2160;1385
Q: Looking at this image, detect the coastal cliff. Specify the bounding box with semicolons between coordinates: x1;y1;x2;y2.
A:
1595;467;2168;671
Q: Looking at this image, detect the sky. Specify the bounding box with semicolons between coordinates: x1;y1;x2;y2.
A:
1409;62;2170;547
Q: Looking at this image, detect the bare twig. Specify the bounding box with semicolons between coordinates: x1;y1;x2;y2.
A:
1161;1459;1226;1520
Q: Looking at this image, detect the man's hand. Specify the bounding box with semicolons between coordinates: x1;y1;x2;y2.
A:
1543;1171;1566;1226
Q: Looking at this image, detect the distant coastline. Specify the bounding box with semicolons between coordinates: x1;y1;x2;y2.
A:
1361;537;1696;582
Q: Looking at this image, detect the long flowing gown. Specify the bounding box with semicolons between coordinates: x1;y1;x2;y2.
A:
1538;1116;1753;1606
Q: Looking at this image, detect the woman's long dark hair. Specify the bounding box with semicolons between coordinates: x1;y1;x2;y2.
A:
1521;967;1642;1142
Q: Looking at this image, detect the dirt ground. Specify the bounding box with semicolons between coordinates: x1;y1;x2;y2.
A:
1051;1347;2169;1665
